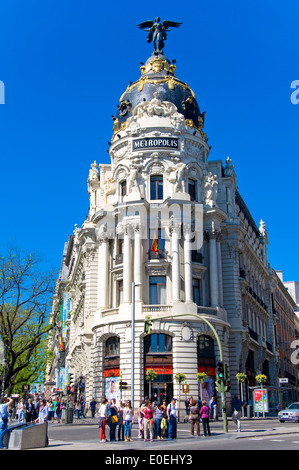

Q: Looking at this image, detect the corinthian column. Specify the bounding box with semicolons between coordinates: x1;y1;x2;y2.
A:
133;221;143;302
183;223;193;303
170;216;181;302
207;226;219;308
123;222;132;303
96;226;110;309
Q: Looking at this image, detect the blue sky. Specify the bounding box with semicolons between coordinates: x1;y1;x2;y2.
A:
0;0;298;283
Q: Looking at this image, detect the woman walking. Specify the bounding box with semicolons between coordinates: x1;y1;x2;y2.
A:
189;399;200;436
99;398;108;442
123;400;134;442
199;400;211;436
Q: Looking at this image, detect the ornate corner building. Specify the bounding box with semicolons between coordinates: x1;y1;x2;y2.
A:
47;31;299;411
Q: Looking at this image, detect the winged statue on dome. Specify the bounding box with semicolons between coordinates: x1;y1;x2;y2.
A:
137;17;182;53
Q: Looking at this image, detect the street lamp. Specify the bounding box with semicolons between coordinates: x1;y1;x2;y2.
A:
131;281;142;411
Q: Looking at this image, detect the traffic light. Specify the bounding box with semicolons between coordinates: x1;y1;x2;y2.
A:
225;380;231;392
69;373;74;385
67;385;71;394
144;315;152;334
217;362;224;380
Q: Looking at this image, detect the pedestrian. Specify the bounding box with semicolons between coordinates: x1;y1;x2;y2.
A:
123;400;134;442
143;400;154;442
47;398;54;423
99;398;108;442
54;398;62;423
189;399;200;437
0;397;13;449
231;395;245;432
80;398;86;418
32;395;39;421
161;400;168;438
26;398;33;423
167;398;177;440
109;399;118;441
137;404;144;439
154;403;164;439
17;398;26;424
35;399;49;423
184;397;191;422
209;396;217;420
75;401;81;419
35;399;49;446
90;398;97;418
117;401;124;441
199;400;211;436
61;398;66;422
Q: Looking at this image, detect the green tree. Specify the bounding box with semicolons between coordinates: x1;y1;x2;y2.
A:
0;246;57;395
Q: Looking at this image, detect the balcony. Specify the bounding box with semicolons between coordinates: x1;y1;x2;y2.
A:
143;305;172;314
148;249;168;260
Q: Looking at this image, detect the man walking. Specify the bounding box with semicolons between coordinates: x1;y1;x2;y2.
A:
231;395;245;432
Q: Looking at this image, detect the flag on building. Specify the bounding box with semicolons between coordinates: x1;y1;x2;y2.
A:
151;229;159;253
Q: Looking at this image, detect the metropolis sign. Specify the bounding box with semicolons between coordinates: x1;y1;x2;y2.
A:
132;137;179;151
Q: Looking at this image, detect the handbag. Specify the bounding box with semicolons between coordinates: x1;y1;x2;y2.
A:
150;418;155;425
111;414;118;424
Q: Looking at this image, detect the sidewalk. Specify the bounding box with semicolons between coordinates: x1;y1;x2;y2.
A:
43;417;299;450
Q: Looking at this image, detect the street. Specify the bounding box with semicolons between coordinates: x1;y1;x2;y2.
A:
39;418;299;451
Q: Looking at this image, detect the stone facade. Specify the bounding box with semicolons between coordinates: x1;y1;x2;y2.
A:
47;51;298;414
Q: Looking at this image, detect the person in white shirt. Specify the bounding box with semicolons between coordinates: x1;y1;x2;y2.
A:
0;397;13;449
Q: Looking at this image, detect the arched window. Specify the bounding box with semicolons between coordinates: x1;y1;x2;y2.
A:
144;333;172;354
105;336;120;358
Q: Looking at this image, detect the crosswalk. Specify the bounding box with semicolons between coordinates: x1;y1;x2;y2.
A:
250;437;299;444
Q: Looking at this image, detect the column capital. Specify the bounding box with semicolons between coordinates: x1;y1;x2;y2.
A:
169;215;181;236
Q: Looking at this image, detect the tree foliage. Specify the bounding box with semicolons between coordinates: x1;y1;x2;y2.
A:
0;246;57;395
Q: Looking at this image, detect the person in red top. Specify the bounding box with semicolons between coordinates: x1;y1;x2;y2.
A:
199;400;211;436
143;401;154;441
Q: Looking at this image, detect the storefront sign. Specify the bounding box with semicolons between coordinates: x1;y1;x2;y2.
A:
144;366;173;375
133;137;179;151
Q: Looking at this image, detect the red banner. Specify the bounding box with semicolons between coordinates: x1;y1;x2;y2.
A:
197;366;215;376
105;368;120;377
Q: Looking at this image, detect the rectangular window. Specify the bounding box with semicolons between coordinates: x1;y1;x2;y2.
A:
192;278;201;306
150;175;163;200
150;276;166;305
120;180;127;197
188;179;197;201
117;279;123;306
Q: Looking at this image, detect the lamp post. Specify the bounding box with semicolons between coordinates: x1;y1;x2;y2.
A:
131;281;142;411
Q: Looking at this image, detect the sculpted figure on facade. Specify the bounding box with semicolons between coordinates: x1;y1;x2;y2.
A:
223;156;235;177
167;162;187;193
203;171;218;208
259;219;267;237
103;177;116;203
88;161;99;181
131;92;178;120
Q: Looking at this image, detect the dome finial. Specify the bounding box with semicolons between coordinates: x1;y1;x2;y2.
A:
137;18;182;53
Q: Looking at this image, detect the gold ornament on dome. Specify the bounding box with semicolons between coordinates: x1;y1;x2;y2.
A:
140;57;176;76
